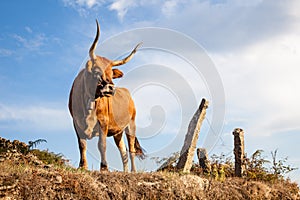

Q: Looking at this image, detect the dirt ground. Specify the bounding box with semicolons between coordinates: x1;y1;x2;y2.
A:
0;137;299;200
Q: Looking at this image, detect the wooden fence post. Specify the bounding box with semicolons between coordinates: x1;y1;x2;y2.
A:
176;98;209;173
233;128;245;177
197;148;210;174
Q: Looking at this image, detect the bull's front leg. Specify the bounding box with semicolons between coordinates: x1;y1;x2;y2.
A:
98;130;108;171
78;137;88;170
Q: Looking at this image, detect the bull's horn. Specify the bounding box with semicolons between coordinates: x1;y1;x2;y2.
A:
111;42;143;66
89;19;100;60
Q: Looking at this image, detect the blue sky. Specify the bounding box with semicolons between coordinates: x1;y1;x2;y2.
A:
1;0;300;182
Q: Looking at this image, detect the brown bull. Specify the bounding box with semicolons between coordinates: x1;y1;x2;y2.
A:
69;20;144;172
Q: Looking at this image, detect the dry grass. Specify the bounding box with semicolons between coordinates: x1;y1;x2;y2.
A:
0;158;299;200
0;137;299;199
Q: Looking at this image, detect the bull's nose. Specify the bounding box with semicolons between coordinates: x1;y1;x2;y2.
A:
99;83;116;97
107;84;116;95
108;84;114;90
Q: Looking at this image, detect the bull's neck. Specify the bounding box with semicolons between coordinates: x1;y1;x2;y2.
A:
82;71;98;113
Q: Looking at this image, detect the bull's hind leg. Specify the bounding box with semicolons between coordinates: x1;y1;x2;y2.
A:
125;121;137;172
113;133;129;172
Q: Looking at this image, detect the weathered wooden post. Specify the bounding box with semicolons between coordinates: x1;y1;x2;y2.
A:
176;98;209;173
197;148;210;174
233;128;245;177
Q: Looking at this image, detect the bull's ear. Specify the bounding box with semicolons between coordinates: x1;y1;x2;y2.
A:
112;69;123;79
86;60;93;72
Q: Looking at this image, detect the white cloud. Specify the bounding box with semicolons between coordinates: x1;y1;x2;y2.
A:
63;0;102;8
80;0;98;8
161;0;179;17
0;104;71;131
104;0;297;53
109;0;136;21
25;26;32;33
12;33;46;51
212;30;300;136
62;0;104;16
9;30;61;58
0;48;13;57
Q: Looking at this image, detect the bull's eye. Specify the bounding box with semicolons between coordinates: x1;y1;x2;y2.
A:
92;67;101;74
92;69;102;80
96;74;101;81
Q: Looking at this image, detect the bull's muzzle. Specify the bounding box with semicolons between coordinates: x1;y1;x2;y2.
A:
102;83;116;97
95;83;116;99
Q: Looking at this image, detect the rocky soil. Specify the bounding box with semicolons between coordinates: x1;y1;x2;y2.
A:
0;137;299;200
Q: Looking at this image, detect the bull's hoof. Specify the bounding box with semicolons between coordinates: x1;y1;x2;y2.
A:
78;163;88;171
78;165;88;171
100;163;108;172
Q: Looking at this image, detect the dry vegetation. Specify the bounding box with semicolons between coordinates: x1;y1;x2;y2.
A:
0;137;299;200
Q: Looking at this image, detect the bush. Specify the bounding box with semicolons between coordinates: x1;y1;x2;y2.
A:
208;149;298;183
30;149;68;166
270;149;298;180
154;149;298;183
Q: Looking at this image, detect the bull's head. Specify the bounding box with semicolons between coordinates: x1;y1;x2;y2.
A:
85;20;141;99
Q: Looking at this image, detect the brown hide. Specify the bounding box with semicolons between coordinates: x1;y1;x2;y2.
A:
95;88;136;137
68;20;143;171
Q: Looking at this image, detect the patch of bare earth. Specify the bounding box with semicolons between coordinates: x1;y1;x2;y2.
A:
0;137;299;199
1;159;299;200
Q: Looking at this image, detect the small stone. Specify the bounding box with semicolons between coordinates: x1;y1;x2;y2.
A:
44;164;53;169
180;175;209;191
55;175;63;184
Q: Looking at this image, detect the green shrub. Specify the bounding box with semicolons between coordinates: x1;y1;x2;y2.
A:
30;149;68;166
155;149;298;183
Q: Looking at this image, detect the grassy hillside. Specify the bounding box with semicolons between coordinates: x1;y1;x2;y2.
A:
0;137;299;199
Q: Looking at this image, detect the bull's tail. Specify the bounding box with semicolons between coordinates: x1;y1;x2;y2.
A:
134;137;146;160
